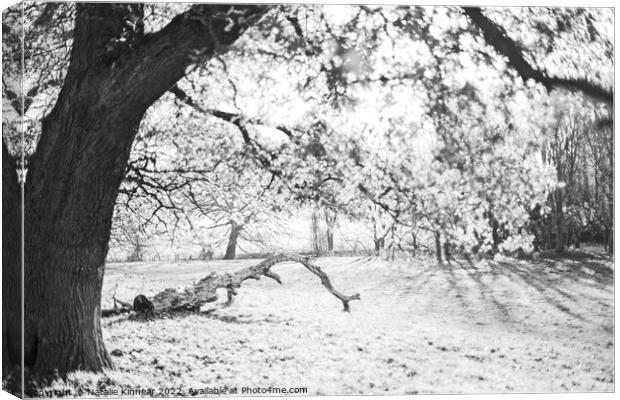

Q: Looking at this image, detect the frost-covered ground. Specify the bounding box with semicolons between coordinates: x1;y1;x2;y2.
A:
47;250;613;395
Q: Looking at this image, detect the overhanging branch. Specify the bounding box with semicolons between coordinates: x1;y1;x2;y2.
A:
104;5;271;115
463;7;613;104
168;84;290;177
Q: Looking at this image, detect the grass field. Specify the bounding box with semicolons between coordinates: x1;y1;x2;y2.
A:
38;250;613;395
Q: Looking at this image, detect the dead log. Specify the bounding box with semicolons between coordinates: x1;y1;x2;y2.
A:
102;253;360;317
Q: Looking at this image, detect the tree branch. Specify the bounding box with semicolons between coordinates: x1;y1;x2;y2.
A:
107;5;271;114
167;84;291;180
463;7;613;104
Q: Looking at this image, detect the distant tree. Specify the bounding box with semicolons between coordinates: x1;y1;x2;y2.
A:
310;208;323;254
110;207;153;262
586;123;613;253
324;208;337;252
535;94;613;253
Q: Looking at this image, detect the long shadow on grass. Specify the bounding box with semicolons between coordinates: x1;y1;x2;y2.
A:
459;262;515;326
537;251;614;287
435;259;518;327
492;256;613;332
480;260;588;323
403;263;441;293
431;252;613;329
435;261;470;312
197;310;292;325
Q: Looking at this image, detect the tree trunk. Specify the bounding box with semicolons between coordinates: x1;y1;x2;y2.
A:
554;209;565;253
311;210;321;254
223;221;243;260
2;142;22;382
373;237;384;256
410;231;418;257
21;107;143;375
443;241;451;262
491;216;500;254
326;231;334;252
324;209;336;252
551;187;565;253
434;232;443;263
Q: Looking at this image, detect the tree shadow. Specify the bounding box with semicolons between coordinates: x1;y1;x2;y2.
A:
413;252;613;329
537;251;614;287
485;261;587;323
462;265;515;325
435;261;470;311
194;309;294;325
538;248;612;263
404;263;441;292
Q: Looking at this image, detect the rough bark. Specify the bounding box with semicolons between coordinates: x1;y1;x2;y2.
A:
463;7;613;104
6;3;270;378
2;141;22;376
104;253;361;314
223;221;243;260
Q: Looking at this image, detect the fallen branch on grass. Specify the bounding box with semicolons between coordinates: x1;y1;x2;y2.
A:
101;284;133;317
101;253;361;317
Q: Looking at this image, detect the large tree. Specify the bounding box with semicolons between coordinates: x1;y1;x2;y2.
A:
3;3;270;377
